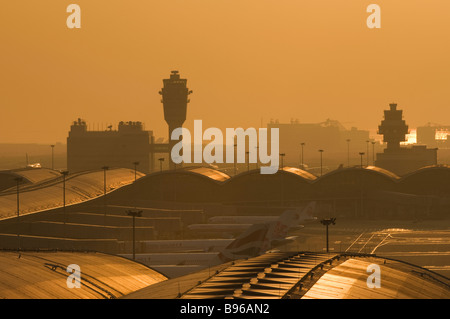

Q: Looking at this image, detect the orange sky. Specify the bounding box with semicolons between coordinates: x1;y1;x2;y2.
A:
1;1;449;144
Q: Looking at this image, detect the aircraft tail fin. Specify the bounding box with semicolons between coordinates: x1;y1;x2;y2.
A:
260;201;316;252
217;223;270;262
218;201;316;262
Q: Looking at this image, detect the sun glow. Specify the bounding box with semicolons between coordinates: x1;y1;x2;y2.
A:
401;129;417;145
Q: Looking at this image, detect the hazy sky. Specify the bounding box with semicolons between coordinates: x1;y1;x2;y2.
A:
1;1;449;144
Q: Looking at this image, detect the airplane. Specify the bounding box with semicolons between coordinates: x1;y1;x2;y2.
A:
187;202;317;235
186;223;254;234
120;202;317;277
135;203;316;253
207;215;280;225
138;238;234;253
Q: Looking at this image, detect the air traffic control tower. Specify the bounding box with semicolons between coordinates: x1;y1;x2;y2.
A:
378;103;409;150
375;103;437;175
159;71;193;169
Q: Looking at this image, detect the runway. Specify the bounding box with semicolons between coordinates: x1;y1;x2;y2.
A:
285;219;450;278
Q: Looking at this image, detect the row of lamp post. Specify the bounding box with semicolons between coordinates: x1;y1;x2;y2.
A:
48;141;376;175
298;140;378;174
147;141;375;176
13;161;142;252
20;149;341;257
346;140;377;168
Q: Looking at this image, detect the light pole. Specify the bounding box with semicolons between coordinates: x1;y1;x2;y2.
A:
320;218;336;253
366;140;370;167
50;144;55;170
346;139;351;167
234;143;237;176
102;166;109;226
371;141;376;165
14;177;23;253
318;149;324;176
127;210;143;261
359;152;365;168
300;143;305;169
133;161;140;182
279;153;285;170
62;171;69;237
158;158;164;173
246;151;250;172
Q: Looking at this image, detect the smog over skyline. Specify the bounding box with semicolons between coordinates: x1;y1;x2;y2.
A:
1;1;450;144
0;1;449;305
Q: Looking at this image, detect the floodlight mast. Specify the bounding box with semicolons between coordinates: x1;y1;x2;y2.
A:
320;218;336;253
127;210;143;260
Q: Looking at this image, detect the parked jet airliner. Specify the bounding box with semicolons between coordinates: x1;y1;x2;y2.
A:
120;202;317;277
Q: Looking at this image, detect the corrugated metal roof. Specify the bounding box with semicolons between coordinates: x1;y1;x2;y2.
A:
281;167;317;181
0;168;143;221
179;252;337;299
316;166;400;182
122;252;450;299
183;167;230;182
0;251;167;299
122;262;232;299
302;258;450;299
12;168;62;184
401;164;450;178
365;166;401;180
0;168;61;192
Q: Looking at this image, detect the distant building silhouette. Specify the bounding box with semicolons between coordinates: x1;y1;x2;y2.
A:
267;119;371;168
67;119;153;173
67;71;194;173
417;123;450;149
375;103;437;175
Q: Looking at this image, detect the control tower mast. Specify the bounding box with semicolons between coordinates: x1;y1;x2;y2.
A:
378;103;409;150
159;71;193;169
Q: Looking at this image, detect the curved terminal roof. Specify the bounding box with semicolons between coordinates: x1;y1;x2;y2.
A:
0;168;143;221
113;166;227;202
302;257;449;299
315;166;400;183
364;165;401;180
123;252;450;299
225;167;317;183
219;167;317;203
397;165;450;196
3;165;448;212
180;252;335;299
281;167;318;181
310;166;401;197
11;168;62;184
107;164;450;205
0;168;62;192
402;164;450;176
400;164;450;181
182;166;230;182
0;251;167;299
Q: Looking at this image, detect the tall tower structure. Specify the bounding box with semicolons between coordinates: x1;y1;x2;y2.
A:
378;103;408;150
159;71;193;169
375;103;437;175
